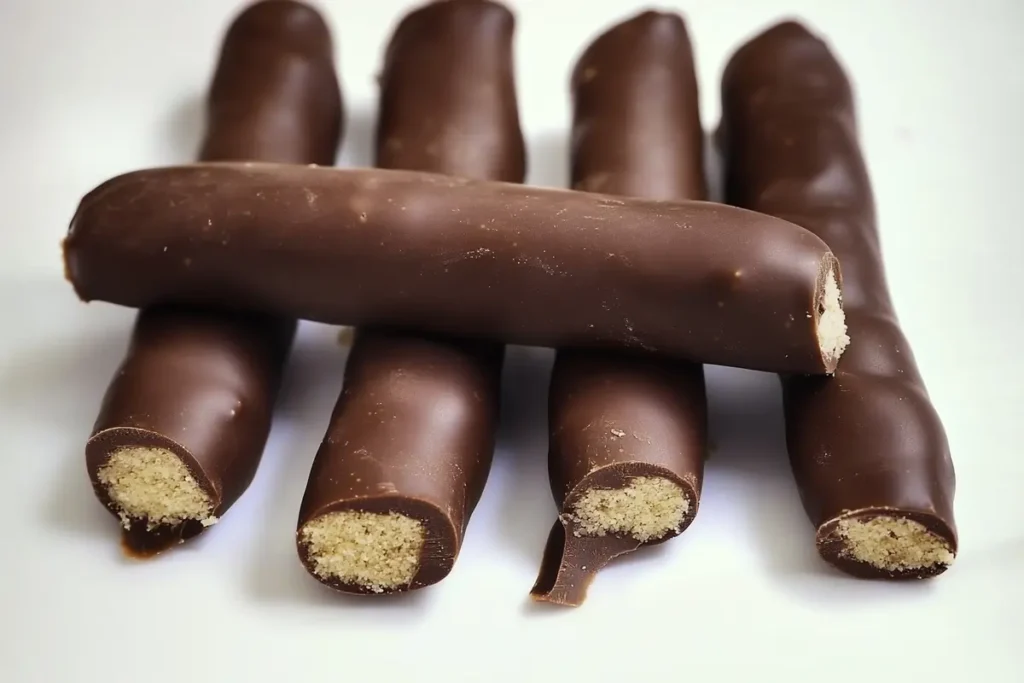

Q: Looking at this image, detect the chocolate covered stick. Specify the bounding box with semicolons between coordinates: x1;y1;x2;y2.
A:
199;0;341;166
295;0;523;594
719;22;956;578
65;163;849;375
84;0;343;556
376;0;525;180
532;11;708;607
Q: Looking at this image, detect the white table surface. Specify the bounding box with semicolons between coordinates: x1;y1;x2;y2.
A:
2;1;1022;681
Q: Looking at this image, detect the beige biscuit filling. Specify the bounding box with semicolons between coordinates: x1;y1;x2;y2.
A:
564;476;689;543
96;447;217;530
817;268;850;366
299;511;425;593
834;515;955;572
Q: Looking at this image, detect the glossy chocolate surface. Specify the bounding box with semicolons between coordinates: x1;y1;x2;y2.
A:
65;162;841;375
297;332;504;592
296;0;523;593
376;0;525;181
85;0;343;555
200;0;342;166
719;21;956;578
570;11;705;201
87;307;296;552
533;12;707;606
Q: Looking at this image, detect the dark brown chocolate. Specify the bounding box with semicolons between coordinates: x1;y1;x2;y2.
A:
534;352;706;605
531;11;707;607
569;11;706;201
65;163;848;375
86;307;297;555
376;0;525;180
719;21;957;578
532;520;640;606
296;333;504;593
84;0;343;556
200;0;342;166
295;0;523;594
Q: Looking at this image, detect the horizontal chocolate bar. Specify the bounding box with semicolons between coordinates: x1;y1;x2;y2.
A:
532;11;708;607
719;21;956;578
85;0;343;556
65;163;849;375
295;0;523;594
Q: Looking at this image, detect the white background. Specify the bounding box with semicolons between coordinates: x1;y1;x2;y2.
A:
1;0;1022;681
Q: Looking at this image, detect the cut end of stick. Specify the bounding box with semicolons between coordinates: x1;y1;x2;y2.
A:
563;476;690;543
298;510;425;593
819;510;956;579
817;260;850;371
96;446;217;531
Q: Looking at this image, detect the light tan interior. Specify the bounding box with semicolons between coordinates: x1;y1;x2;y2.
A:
96;447;217;530
817;268;850;366
299;511;425;593
834;515;955;572
565;476;689;543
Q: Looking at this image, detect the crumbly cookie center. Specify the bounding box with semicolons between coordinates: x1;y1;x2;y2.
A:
817;267;850;365
299;511;425;593
96;446;216;531
565;476;689;542
834;515;955;572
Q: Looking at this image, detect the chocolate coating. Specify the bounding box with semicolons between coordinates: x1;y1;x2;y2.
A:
532;11;707;607
719;21;956;578
295;0;523;594
534;353;706;606
376;0;525;181
200;0;342;165
570;11;706;201
85;0;343;555
532;520;640;607
297;332;504;592
86;307;295;553
65;163;844;375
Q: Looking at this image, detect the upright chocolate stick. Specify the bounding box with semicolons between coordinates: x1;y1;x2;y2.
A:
719;22;956;578
294;0;524;594
85;0;343;556
531;11;708;607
